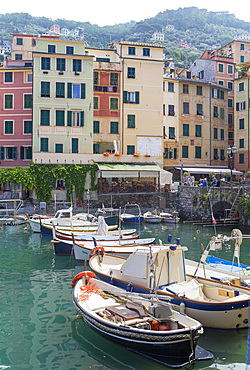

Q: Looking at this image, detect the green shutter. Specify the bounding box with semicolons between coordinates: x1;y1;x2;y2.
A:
20;146;24;159
81;83;86;99
67;111;72;126
135;91;140;104
13;147;17;160
0;147;4;160
123;91;128;103
80;111;84;126
72;138;78;153
67;83;72;98
27;147;32;159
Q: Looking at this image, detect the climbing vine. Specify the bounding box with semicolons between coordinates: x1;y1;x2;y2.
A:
0;162;98;203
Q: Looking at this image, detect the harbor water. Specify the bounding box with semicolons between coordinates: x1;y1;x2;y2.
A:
1;221;250;369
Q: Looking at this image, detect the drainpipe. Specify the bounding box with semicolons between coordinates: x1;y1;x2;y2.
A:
209;85;212;165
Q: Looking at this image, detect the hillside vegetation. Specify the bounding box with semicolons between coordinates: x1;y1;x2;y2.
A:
0;7;250;66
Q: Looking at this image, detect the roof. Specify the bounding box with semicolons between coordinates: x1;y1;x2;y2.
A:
173;165;243;176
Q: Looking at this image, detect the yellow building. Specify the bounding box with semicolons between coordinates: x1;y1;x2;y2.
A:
216;39;250;66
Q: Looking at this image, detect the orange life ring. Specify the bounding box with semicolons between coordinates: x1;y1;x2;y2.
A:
197;230;200;234
90;246;105;258
71;271;96;288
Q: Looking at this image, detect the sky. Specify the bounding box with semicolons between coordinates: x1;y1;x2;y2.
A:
1;0;250;27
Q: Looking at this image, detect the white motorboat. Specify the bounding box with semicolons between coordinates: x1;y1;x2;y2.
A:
143;211;162;224
89;243;250;329
121;203;143;224
72;273;213;368
160;212;180;223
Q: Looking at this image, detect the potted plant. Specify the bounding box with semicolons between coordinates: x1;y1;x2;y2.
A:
114;151;122;157
134;153;141;157
103;151;110;157
144;153;151;157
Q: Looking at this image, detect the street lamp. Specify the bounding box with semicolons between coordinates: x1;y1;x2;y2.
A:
226;144;237;182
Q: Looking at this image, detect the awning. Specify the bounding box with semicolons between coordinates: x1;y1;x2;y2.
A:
98;163;162;178
173;165;243;176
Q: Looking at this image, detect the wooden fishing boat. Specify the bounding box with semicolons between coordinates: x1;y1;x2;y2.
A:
72;272;213;368
89;243;250;329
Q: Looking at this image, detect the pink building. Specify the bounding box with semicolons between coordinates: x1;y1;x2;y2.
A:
0;60;33;167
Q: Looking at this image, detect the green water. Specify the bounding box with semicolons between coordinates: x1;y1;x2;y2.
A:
0;222;250;369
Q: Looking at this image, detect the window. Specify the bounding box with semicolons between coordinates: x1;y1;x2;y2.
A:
41;57;50;70
214;106;219;117
110;73;118;86
239;138;244;148
228;99;233;108
183;102;189;114
67;83;85;99
221;149;225;161
4;95;13;109
56;110;65;126
110;121;119;134
214;127;218;139
41;81;50;97
15;54;22;60
236;101;246;111
218;63;224;72
168;105;175;116
72;138;79;154
228;114;233;125
93;143;99;154
24;94;32;109
40;138;48;152
199;70;204;79
240;43;245;51
40;110;50;126
186;71;191;79
5;121;13;134
94;72;99;85
195;146;201;159
183;84;189;94
228;131;234;140
143;48;150;56
127;145;135;155
128;47;135;55
239;153;244;164
239;82;244;92
228;81;233;90
164;147;168;159
17;38;23;45
56;58;66;71
20;146;32;160
169;127;175;139
56;82;65;98
182;146;188;158
24;121;32;134
67;111;84;127
123;91;139;104
0;147;17;160
214;148;219;160
196;86;202;95
127;67;135;78
197;104;203;115
93;121;100;133
55;144;63;153
240;56;245;63
73;59;82;72
195;125;201;137
163;104;165;116
94;97;99;110
48;45;56;53
127;115;135;128
228;65;233;74
220;107;224;120
239;118;245;129
110;98;118;110
5;72;12;83
220;129;224;140
66;46;74;55
28;74;32;82
183;124;189;137
168;82;174;92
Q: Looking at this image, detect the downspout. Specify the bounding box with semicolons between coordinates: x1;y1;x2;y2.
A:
210;84;212;165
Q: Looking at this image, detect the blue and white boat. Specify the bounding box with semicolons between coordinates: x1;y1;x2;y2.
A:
121;203;143;224
89;241;250;329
